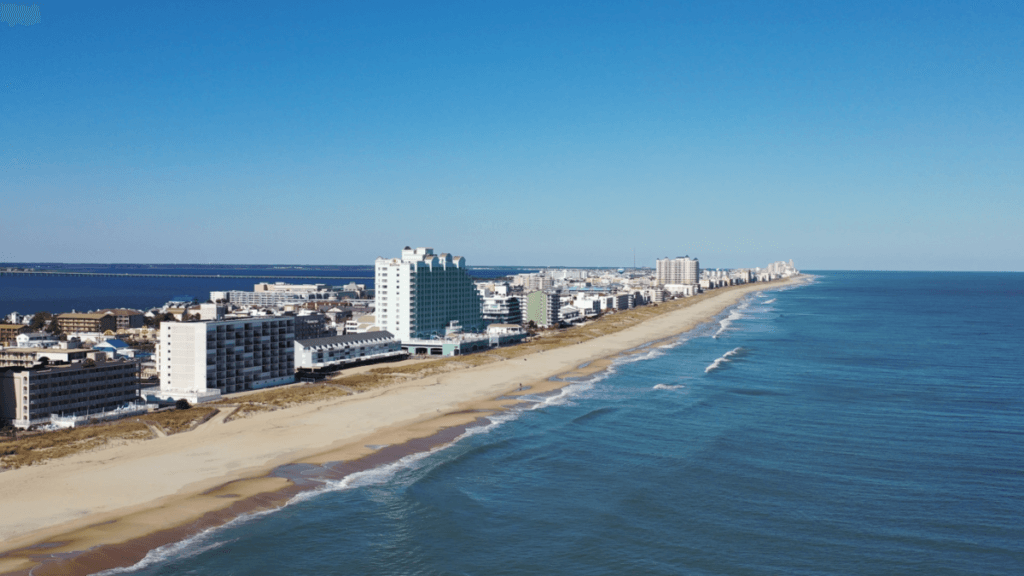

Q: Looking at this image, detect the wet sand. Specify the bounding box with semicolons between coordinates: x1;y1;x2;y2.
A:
0;277;806;575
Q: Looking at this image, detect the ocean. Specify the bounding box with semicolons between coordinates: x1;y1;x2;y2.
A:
48;272;1024;574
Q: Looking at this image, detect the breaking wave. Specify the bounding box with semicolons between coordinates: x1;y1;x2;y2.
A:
713;309;744;339
705;347;743;373
653;384;685;390
94;375;598;574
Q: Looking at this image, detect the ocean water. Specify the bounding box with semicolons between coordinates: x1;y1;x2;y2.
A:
100;271;1023;575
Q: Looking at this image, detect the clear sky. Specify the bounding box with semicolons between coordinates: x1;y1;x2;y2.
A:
2;1;1021;270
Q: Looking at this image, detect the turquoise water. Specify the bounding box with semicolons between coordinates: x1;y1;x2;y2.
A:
100;272;1024;575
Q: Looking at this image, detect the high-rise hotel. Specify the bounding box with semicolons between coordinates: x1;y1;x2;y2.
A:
656;256;700;286
375;247;483;342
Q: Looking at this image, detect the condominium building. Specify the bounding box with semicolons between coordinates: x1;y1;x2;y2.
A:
374;247;483;342
210;283;339;308
644;288;666;303
15;332;60;349
291;312;330;340
525;291;560;327
611;293;633;310
655;256;700;286
480;294;522;325
56;312;118;334
158;316;295;402
99;309;145;330
0;348;95;368
572;295;603;317
512;273;555;291
1;358;141;429
0;324;27;346
294;331;404;371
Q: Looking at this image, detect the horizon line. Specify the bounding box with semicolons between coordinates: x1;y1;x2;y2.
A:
3;263;1022;273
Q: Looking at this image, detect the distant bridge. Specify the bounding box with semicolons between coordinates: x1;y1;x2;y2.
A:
0;270;371;280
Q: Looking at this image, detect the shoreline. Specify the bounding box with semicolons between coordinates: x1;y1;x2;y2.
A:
0;276;808;575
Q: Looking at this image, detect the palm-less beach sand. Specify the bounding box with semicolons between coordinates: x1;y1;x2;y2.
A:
0;277;804;575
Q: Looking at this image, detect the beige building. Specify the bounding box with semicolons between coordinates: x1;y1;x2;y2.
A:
0;324;28;346
0;348;100;368
56;312;118;334
656;256;700;286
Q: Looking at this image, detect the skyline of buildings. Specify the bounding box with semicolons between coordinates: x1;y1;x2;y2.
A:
2;247;798;427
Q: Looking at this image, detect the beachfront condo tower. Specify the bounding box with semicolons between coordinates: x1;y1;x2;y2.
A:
656;256;700;286
374;247;484;342
157;316;296;403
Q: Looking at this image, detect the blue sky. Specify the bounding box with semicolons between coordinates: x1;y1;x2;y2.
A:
2;1;1021;270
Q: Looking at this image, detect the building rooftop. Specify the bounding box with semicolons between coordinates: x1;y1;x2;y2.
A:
296;331;395;347
100;309;144;316
58;312;114;320
0;348;93;354
95;339;130;349
1;357;137;374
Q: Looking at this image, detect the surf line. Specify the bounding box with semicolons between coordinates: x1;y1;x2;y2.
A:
705;347;743;373
4;277;810;576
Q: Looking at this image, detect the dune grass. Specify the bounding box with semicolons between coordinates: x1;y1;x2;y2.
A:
0;407;219;469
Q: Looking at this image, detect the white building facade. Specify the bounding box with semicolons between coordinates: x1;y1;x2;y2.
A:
374;247;484;342
210;282;339;308
294;331;403;371
157;316;295;402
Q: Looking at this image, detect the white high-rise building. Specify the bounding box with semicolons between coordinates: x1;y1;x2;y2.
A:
656;256;700;286
375;247;483;341
157;316;295;402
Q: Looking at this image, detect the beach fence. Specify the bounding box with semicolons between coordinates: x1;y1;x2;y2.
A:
47;402;148;429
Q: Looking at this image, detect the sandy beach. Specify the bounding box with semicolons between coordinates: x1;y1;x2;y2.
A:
0;277;805;575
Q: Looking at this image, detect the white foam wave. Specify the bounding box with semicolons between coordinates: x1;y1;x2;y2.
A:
657;336;689;350
613;347;666;365
529;379;597;409
92;518;252;575
713;309;744;339
652;384;685;390
295;384;597;504
704;347;742;373
90;359;613;574
763;298;776;304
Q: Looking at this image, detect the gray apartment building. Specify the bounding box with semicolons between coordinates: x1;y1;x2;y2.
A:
1;359;141;429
